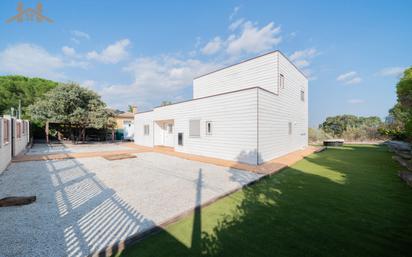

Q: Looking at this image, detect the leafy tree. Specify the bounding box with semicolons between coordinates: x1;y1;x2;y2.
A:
160;100;173;106
395;68;412;139
29;83;115;142
0;75;58;116
396;68;412;109
319;115;382;137
381;67;412;141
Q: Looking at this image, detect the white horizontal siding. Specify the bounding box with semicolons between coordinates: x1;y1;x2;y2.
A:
258;52;308;163
135;88;258;164
134;50;308;165
134;112;155;147
193;52;278;98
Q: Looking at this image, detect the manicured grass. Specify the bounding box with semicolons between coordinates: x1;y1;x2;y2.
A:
118;145;412;257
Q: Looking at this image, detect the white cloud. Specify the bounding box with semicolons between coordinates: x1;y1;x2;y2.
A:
337;71;357;81
290;48;318;62
346;77;362;85
289;48;318;79
226;21;281;56
61;46;89;68
62;46;76;57
294;59;310;68
87;39;131;64
348;99;365;104
229;6;240;20
201;37;222;55
377;67;406;77
99;55;220;110
0;43;65;79
70;38;80;45
337;71;362;85
81;80;97;89
66;60;89;69
71;30;90;40
229;18;244;31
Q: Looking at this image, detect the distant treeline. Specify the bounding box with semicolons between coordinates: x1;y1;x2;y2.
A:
310;115;383;143
0;75;58;116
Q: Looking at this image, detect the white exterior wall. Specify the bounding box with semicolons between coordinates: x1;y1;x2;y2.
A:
134;50;308;165
135;88;259;164
13;119;30;157
193;52;278;98
258;52;308;163
0;118;12;173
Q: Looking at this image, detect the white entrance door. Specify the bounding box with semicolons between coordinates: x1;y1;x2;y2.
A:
163;122;174;147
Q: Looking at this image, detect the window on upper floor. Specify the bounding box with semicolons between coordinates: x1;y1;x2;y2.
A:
279;74;285;89
301;90;305;101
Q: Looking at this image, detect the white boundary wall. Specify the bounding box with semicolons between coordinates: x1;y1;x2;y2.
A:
13;119;30;157
0;117;12;173
0;117;30;173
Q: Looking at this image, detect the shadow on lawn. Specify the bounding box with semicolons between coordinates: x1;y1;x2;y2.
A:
119;145;412;257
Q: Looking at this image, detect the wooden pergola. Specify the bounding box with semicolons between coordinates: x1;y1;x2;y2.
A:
45;121;115;144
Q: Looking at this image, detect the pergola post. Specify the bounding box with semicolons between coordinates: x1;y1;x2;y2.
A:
45;121;49;144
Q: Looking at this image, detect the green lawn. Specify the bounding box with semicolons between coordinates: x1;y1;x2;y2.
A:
118;145;412;257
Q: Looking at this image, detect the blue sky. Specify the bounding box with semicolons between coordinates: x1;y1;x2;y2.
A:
0;0;411;126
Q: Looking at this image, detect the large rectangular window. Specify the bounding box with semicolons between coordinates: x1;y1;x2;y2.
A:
300;90;305;101
189;119;200;137
144;124;150;135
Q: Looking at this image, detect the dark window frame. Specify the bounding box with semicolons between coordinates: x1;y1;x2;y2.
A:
279;74;285;89
205;121;212;135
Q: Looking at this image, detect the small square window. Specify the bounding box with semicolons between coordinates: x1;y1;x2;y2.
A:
144;125;150;135
279;74;285;89
300;90;305;101
206;121;212;135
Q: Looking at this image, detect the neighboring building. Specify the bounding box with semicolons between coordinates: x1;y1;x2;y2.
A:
114;107;137;140
0;116;30;173
134;50;308;165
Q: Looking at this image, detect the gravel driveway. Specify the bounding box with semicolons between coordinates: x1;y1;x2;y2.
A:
0;149;261;257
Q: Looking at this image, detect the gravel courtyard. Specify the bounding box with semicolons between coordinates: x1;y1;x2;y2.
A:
0;145;261;257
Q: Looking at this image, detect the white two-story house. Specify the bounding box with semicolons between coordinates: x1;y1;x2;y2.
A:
134;50;308;165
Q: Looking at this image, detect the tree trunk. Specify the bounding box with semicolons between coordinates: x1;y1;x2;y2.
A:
82;127;86;143
69;124;74;144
